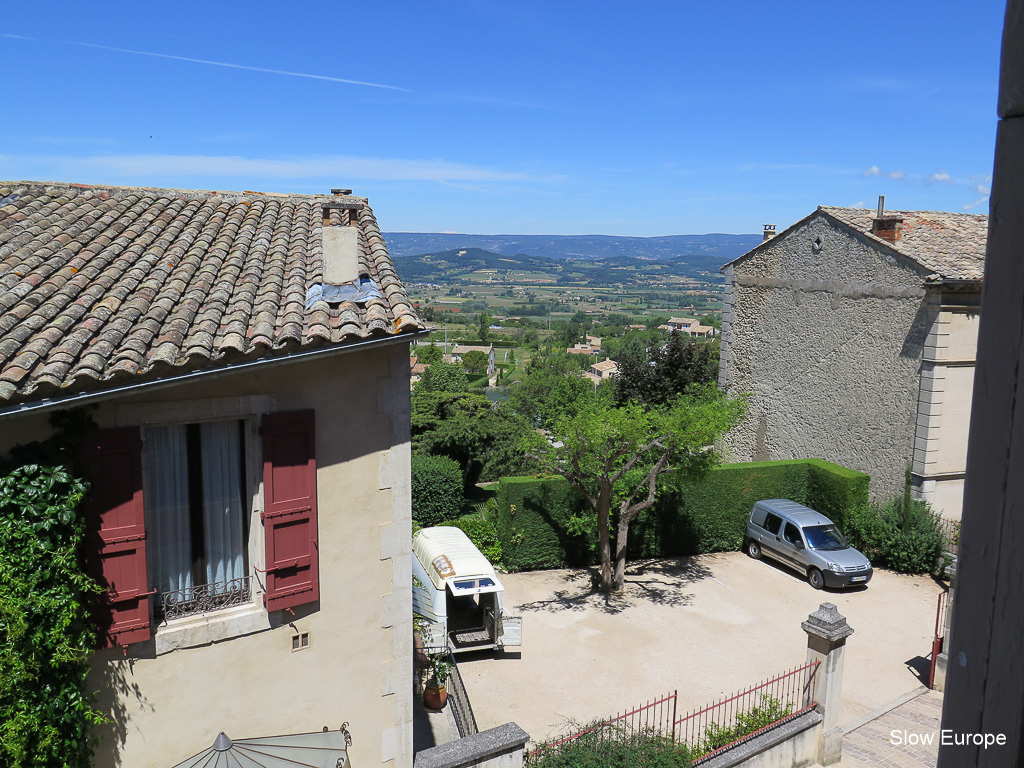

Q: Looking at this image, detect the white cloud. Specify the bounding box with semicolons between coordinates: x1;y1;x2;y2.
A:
0;153;532;183
963;197;989;211
925;171;953;184
862;166;907;180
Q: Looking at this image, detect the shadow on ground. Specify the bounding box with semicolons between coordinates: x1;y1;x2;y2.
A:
905;655;931;686
748;553;869;594
515;557;713;615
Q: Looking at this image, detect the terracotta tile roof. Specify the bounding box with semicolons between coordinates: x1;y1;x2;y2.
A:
0;181;423;404
592;360;618;373
819;206;988;282
450;344;492;355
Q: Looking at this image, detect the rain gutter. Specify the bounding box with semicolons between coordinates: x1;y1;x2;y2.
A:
0;329;430;421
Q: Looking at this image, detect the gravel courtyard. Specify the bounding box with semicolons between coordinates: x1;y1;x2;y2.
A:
455;551;944;744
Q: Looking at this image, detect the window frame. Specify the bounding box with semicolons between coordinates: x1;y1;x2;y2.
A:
84;397;320;652
141;416;260;625
114;397;274;648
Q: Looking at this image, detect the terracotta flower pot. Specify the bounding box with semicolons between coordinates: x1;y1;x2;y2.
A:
423;681;448;711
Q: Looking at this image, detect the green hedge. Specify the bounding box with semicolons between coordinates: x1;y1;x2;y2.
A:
411;454;464;526
493;459;869;571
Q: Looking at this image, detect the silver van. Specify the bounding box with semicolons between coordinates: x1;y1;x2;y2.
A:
744;499;872;589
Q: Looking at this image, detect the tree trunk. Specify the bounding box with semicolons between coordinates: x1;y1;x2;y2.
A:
613;512;631;591
597;483;614;592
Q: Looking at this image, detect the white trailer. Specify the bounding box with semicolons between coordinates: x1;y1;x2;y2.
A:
412;526;522;654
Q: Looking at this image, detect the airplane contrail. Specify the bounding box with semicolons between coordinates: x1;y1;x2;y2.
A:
1;34;407;91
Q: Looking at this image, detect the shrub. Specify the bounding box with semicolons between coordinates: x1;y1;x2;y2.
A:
697;695;793;755
529;724;693;768
440;508;504;568
411;454;464;527
843;497;943;574
494;459;869;571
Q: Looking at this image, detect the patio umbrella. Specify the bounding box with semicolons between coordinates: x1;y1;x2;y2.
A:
171;726;351;768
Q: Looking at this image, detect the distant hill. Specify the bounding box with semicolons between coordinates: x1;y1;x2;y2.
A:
383;232;760;271
390;247;555;283
391;245;736;286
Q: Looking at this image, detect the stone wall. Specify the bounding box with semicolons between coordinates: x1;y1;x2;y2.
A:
414;723;529;768
720;212;930;502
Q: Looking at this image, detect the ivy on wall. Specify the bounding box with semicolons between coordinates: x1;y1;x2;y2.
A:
0;410;104;768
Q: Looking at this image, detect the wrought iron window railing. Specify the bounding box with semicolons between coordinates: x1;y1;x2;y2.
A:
160;576;252;621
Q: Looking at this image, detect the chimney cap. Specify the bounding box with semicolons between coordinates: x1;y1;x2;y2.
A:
331;188;353;196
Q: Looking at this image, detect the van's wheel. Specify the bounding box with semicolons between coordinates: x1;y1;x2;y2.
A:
745;540;762;560
808;568;825;590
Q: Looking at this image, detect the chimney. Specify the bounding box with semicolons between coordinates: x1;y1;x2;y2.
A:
321;192;363;284
763;224;776;242
871;194;903;243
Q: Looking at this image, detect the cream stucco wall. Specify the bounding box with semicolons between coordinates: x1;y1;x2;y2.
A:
0;341;414;768
913;301;980;519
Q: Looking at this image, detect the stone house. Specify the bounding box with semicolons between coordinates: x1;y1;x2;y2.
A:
0;181;424;767
666;316;715;337
718;200;987;519
590;359;619;379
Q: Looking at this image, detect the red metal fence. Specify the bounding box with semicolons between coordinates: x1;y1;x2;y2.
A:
674;660;819;762
525;660;819;764
929;589;950;689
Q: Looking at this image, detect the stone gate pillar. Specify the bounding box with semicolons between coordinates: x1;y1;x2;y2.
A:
802;602;854;767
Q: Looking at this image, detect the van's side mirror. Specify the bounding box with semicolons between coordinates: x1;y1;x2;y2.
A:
794;541;804;549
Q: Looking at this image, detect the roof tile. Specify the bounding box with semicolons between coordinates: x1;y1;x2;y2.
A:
819;206;988;282
0;181;423;403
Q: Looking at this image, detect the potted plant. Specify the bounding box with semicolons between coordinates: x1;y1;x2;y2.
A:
422;654;450;711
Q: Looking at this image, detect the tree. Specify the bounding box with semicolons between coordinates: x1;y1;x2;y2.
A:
414;361;468;393
506;354;596;428
529;385;745;592
461;350;490;376
478;313;491;343
412;392;532;485
415;344;443;365
613;331;717;407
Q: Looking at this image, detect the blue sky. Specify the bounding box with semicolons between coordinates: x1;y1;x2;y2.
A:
1;1;1005;236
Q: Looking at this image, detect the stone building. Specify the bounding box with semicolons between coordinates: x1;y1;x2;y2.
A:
0;181;423;767
718;200;987;519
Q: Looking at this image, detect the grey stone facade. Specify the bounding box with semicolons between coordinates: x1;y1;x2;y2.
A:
719;206;984;518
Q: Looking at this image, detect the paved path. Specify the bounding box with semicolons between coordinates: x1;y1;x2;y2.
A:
841;688;943;767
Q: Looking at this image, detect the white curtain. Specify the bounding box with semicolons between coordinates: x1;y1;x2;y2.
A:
199;420;246;591
143;425;192;595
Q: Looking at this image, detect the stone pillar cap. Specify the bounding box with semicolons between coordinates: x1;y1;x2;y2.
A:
802;602;854;642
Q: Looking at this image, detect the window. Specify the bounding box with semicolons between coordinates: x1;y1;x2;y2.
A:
783;522;803;546
143;420;250;620
80;409;319;648
804;524;848;551
763;512;783;535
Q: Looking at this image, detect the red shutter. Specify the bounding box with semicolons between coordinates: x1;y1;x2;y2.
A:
80;427;153;648
261;410;319;612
